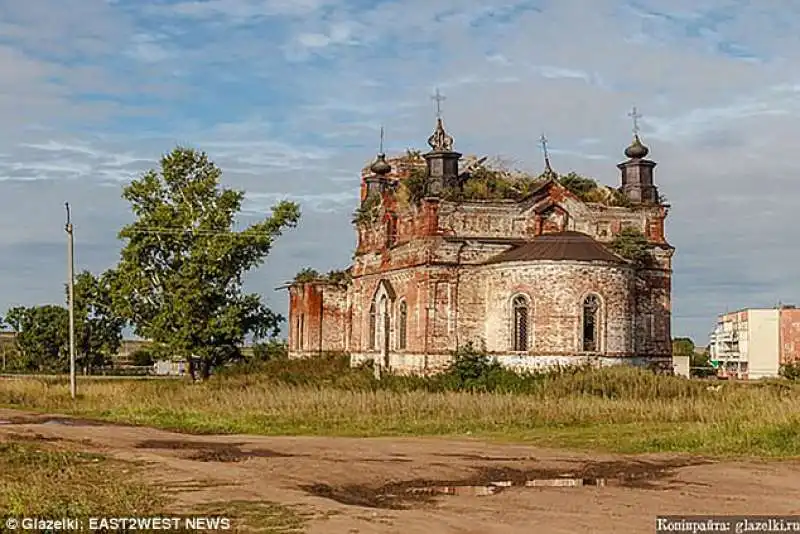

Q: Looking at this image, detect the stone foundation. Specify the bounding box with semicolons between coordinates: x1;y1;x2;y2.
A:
348;351;672;374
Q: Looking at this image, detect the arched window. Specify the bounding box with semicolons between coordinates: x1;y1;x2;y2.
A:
582;294;601;352
379;295;390;354
398;300;408;350
512;295;529;351
368;302;376;350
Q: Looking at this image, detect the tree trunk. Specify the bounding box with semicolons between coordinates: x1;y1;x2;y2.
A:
188;357;198;382
200;359;211;381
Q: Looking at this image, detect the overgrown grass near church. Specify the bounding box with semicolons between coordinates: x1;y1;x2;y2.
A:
3;350;800;457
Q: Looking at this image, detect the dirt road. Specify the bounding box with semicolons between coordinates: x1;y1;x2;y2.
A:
1;408;798;533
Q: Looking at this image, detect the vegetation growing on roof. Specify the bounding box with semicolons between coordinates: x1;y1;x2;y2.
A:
445;163;544;201
355;152;640;225
609;227;652;267
398;167;428;205
352;191;381;225
324;269;352;285
292;268;351;285
409;155;632;206
557;172;632;207
293;268;320;283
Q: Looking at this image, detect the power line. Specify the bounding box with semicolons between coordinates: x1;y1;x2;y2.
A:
122;227;281;237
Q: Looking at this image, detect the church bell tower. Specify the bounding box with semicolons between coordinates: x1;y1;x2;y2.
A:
617;107;659;204
423;89;461;195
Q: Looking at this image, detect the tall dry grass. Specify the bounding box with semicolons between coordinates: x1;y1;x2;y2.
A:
2;355;800;456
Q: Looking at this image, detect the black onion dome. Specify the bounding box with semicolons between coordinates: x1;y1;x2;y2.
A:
370;153;391;175
624;134;649;159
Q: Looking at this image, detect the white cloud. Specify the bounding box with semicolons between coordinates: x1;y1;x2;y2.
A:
127;33;173;63
243;190;357;215
162;0;334;20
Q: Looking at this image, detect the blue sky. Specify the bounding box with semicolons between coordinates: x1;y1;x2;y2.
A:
0;0;799;345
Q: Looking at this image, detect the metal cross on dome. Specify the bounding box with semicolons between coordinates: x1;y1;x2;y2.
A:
431;88;446;118
539;133;550;160
628;106;642;136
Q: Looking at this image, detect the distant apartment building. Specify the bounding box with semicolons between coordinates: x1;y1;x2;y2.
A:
708;306;800;379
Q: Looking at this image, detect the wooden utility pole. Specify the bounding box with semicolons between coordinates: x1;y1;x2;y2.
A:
65;202;76;399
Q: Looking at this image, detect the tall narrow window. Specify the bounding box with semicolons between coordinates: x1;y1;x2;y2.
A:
512;295;529;351
368;302;376;350
582;294;600;352
398;301;408;350
379;296;388;352
299;314;305;350
295;316;300;350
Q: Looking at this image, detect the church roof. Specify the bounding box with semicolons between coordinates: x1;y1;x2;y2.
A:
484;231;626;265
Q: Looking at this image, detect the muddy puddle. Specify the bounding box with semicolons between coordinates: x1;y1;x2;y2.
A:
435;453;538;462
41;418;104;427
1;431;61;443
136;439;295;462
302;458;711;510
0;415;104;427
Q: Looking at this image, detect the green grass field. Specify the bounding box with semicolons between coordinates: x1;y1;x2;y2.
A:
2;354;799;457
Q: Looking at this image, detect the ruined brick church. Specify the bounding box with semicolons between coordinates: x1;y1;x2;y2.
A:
287;110;673;373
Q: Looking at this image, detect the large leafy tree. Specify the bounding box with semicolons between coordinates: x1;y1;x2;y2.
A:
67;270;126;374
4;305;69;372
110;147;300;379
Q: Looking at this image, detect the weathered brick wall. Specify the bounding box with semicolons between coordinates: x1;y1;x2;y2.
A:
348;265;466;371
631;245;673;358
355;198;439;255
438;201;520;238
458;261;635;356
287;282;348;358
434;186;667;248
779;308;800;365
353;236;431;277
349;268;426;356
640;270;672;357
428;270;457;353
433;240;517;265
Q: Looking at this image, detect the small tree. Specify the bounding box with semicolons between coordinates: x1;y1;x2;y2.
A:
609;227;651;267
293;268;321;283
4;305;69;372
672;337;695;358
403;168;428;205
130;348;156;367
558;172;598;198
67;270;126;374
780;362;800;381
352;192;381;224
